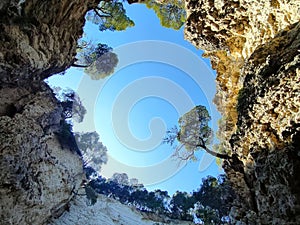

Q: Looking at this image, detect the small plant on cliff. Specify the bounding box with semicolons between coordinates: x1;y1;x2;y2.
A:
85;183;98;205
163;105;231;161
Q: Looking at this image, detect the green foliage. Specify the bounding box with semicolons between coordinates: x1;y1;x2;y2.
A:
85;51;119;80
177;105;213;150
74;42;119;80
164;105;220;161
86;172;233;223
144;0;186;30
59;121;73;141
164;105;231;160
77;43;113;66
57;88;87;123
171;191;195;220
75;131;108;173
56;120;82;156
195;205;221;225
110;172;129;185
193;175;235;223
86;0;134;32
85;184;98;205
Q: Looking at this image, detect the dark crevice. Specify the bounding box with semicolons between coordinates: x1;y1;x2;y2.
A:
5;104;17;118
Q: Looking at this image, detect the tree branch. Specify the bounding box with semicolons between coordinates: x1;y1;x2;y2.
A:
94;7;112;17
178;138;231;160
172;143;196;161
71;63;89;68
201;145;231;160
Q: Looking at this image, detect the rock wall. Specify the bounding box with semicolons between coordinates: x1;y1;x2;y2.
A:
49;191;193;225
1;0;299;224
184;0;300;224
227;22;300;224
0;1;199;224
0;0;98;83
0;0;96;224
184;0;300;153
0;83;84;224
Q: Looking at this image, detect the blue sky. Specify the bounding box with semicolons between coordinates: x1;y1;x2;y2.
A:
47;3;222;194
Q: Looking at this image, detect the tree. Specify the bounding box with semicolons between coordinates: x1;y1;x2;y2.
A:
55;88;87;123
110;172;130;185
170;191;195;220
73;42;119;80
163;105;231;161
193;175;235;224
74;131;108;173
85;51;119;80
143;0;186;30
86;0;134;32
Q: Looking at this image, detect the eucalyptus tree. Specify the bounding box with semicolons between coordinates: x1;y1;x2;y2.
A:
164;105;231;161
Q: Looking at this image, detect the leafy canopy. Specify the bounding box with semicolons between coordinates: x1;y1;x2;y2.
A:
74;42;119;80
144;0;186;30
54;88;87;123
86;0;135;32
85;50;119;80
177;105;213;150
164;105;230;160
75;131;108;173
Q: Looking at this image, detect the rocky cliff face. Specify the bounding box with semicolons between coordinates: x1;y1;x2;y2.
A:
0;0;94;224
0;83;84;225
185;0;300;224
184;0;300;153
0;0;98;83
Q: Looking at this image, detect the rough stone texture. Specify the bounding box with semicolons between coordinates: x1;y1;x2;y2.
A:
185;0;300;224
0;0;98;83
226;22;300;224
0;83;84;225
184;0;300;152
0;0;96;224
49;192;194;225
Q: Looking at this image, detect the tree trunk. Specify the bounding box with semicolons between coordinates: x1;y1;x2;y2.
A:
202;146;231;160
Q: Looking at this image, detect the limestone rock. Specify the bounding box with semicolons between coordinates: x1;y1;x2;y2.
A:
184;0;300;150
227;22;300;224
184;0;300;224
49;192;193;225
0;0;98;83
0;0;96;223
0;83;84;225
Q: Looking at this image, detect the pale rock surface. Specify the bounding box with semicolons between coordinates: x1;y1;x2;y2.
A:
0;0;96;223
0;84;84;225
49;191;193;225
225;22;300;224
184;0;300;151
